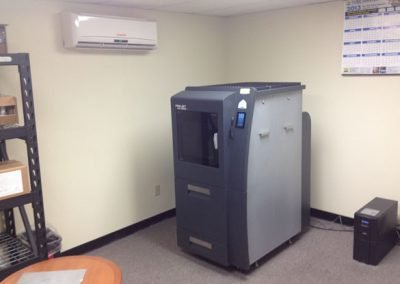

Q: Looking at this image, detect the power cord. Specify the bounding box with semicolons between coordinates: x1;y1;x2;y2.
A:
310;225;354;233
309;216;354;233
309;224;354;232
310;218;400;241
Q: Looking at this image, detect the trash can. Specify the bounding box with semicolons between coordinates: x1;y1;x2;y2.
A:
18;227;62;258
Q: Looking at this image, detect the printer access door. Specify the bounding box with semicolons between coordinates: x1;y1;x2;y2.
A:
176;110;219;168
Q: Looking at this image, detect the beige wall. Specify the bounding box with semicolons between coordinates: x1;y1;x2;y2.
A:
1;0;399;252
0;0;225;250
226;1;400;218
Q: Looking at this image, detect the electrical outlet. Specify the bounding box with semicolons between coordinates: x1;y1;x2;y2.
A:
155;185;161;197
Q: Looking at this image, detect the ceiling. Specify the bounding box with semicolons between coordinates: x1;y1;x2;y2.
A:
56;0;338;16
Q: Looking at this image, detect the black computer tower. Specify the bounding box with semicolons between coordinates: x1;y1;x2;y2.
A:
353;197;398;265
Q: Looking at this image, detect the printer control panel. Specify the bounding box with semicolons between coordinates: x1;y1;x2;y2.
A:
236;112;246;128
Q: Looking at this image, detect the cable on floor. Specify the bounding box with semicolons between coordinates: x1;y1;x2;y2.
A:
309;224;354;232
309;216;354;232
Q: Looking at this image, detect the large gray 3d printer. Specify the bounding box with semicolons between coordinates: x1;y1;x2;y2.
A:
171;82;311;270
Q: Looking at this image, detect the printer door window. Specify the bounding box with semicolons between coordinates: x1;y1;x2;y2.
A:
177;110;219;168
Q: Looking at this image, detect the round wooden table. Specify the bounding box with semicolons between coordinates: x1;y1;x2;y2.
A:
2;256;122;284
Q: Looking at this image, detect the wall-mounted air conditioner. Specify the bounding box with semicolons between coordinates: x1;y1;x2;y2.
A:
61;12;157;51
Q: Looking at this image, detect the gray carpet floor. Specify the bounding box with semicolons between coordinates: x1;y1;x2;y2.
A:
87;217;400;283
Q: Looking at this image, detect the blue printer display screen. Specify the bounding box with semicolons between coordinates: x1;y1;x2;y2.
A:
236;112;246;128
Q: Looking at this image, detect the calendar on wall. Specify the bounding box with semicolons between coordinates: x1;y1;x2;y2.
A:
342;0;400;75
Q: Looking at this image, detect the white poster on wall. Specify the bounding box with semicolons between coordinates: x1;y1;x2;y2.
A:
342;0;400;75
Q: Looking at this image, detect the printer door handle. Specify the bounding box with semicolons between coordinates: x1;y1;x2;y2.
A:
213;132;218;150
229;116;235;139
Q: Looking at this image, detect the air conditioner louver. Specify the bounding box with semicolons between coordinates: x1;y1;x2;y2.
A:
77;41;155;50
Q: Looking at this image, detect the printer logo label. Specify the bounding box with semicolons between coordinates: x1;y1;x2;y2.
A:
175;104;187;111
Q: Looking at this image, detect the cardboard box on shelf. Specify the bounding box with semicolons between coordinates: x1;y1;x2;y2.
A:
0;96;18;125
0;160;30;201
0;24;7;54
0;44;6;54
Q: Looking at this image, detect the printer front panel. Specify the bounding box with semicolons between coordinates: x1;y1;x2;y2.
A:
171;94;231;266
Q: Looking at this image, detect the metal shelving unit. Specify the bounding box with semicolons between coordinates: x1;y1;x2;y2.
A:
0;53;47;280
